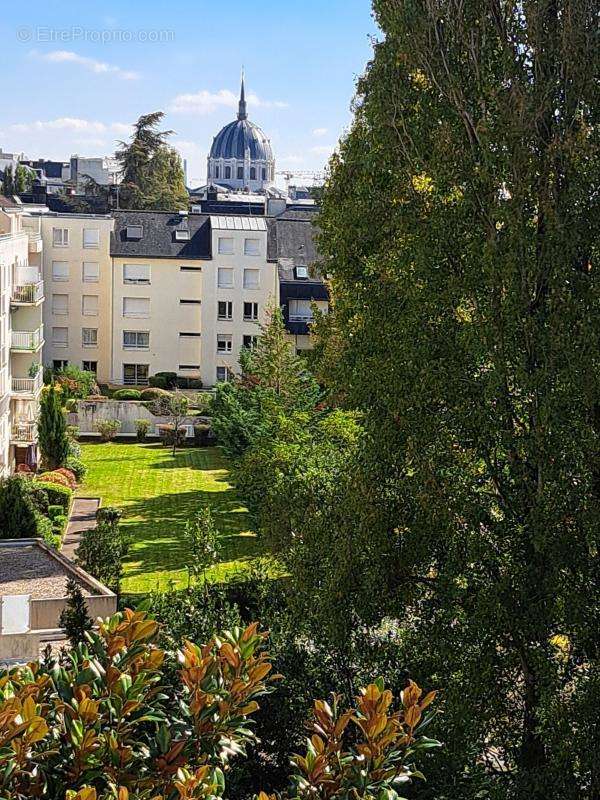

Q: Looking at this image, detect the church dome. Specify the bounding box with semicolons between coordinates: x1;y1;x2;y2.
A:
206;75;275;192
209;118;273;162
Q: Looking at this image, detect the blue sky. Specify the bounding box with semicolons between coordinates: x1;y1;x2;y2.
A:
0;0;378;187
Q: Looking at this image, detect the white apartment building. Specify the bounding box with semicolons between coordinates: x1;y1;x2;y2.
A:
35;210;280;387
0;197;44;475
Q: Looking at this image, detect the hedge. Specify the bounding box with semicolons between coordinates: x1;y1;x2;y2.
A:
113;388;142;400
33;481;73;513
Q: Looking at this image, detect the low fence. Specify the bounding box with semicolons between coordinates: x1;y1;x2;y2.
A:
69;399;208;438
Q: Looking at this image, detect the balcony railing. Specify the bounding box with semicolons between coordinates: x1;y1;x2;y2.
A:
11;326;44;351
289;313;314;322
11;420;37;444
11;372;43;395
11;280;44;304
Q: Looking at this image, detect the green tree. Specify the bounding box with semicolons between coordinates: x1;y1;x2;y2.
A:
313;1;600;798
183;506;221;588
1;165;14;196
38;384;70;470
14;163;33;193
151;389;190;454
77;514;128;593
0;476;41;538
115;111;188;210
59;578;93;647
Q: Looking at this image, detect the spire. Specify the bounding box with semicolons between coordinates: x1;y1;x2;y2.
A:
238;68;247;120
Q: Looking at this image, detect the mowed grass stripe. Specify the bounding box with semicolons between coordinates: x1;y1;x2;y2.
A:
77;442;267;594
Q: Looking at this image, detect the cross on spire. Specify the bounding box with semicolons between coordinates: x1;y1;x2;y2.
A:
238;67;247;120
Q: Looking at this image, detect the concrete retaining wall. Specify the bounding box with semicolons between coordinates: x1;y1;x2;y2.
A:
68;399;204;437
30;594;116;631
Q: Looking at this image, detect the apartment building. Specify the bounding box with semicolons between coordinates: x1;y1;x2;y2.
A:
39;213;114;380
0;197;44;475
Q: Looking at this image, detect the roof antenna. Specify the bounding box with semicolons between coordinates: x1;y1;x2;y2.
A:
238;66;247;121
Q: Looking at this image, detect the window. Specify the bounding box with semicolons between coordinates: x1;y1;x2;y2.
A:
123;364;149;386
250;167;256;180
82;360;97;374
244;238;260;256
215;166;220;179
83;228;99;248
262;168;267;180
82;295;99;316
52;228;69;247
243;268;260;289
217;267;233;288
53;359;69;370
52;327;68;347
179;332;201;338
216;366;231;383
179;298;202;305
179;365;200;371
82;261;99;282
180;265;202;272
123;297;150;318
289;299;313;321
125;225;143;239
52;294;68;316
237;166;244;180
243;302;259;320
224;166;231;180
123;263;150;284
217;333;232;353
123;331;149;350
82;328;98;348
52;261;69;281
174;229;190;241
295;265;309;279
243;335;258;350
218;301;233;320
218;237;234;255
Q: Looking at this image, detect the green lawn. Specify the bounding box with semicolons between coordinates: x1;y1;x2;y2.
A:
77;442;268;594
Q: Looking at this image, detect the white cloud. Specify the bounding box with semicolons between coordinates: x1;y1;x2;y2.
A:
312;128;328;137
36;50;139;80
169;88;288;115
310;145;334;156
9;118;131;136
279;154;305;165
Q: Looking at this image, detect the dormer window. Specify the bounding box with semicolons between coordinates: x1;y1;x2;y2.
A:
174;229;190;241
295;266;309;279
125;225;143;240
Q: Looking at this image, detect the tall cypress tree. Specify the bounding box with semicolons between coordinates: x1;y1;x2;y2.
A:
38;384;70;470
314;1;600;798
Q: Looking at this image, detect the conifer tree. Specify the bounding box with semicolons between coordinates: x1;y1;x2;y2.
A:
59;578;93;647
1;165;14;196
38;384;70;470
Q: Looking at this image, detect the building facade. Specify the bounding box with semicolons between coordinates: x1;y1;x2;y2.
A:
0;197;44;475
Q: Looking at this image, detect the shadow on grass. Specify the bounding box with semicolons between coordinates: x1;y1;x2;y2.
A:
119;485;268;583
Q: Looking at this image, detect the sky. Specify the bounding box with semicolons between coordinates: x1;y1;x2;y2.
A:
0;0;378;188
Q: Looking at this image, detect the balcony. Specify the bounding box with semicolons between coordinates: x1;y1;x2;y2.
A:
11;372;43;396
11;326;44;352
27;231;43;253
11;419;37;445
11;280;44;305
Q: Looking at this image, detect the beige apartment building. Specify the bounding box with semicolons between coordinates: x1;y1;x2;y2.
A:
0;197;44;475
35;209;279;387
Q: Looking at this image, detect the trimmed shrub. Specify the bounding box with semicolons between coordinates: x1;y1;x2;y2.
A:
194;423;211;446
176;376;203;390
38;471;71;488
37;514;60;548
149;371;177;389
52;514;67;533
30;485;49;515
113;388;142;400
65;456;87;482
135;418;150;441
33;481;72;513
157;423;187;447
54;467;77;489
140;387;170;401
0;476;40;538
47;505;63;521
95;418;121;441
96;506;123;525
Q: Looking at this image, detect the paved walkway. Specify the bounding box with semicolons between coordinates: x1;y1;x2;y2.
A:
61;497;100;562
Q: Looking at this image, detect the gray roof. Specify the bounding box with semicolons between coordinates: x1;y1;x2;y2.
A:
268;216;323;283
209;118;273;161
111;210;211;259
